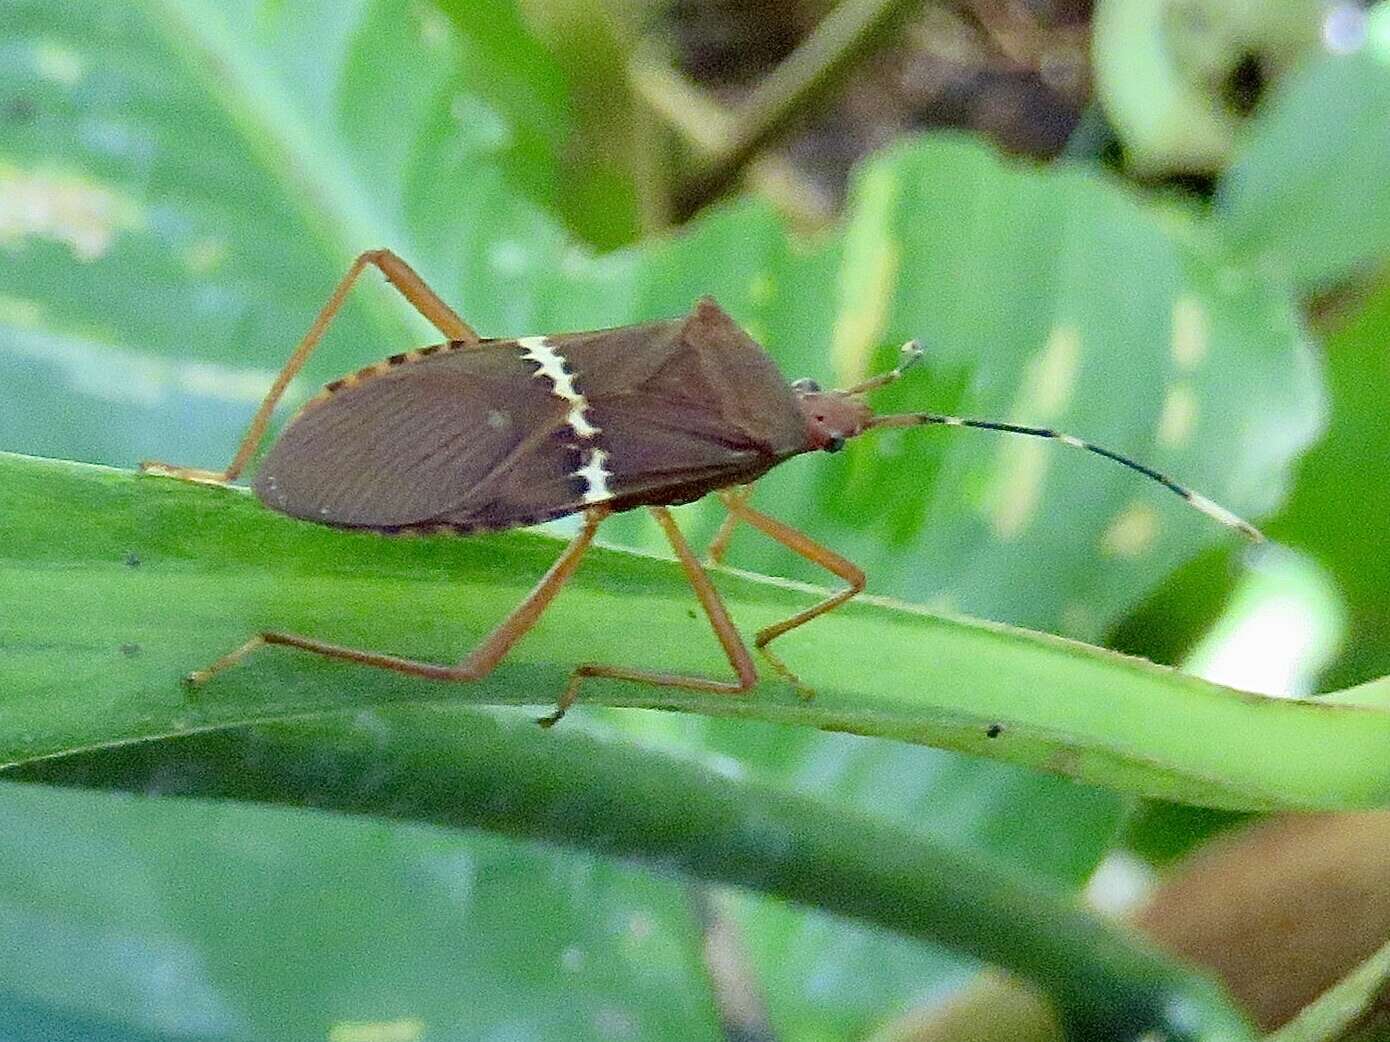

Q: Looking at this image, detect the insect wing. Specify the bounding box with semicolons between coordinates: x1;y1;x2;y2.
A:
253;345;572;529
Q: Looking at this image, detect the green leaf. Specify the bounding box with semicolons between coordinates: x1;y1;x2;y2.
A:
1217;2;1390;288
8;708;1258;1042
0;778;723;1042
1268;279;1390;690
5;450;1390;813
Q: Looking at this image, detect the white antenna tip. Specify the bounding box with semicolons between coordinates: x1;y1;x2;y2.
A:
1188;491;1264;541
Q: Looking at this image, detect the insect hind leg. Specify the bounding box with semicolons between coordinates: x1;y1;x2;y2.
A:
140;249;479;487
183;508;604;693
541;506;757;726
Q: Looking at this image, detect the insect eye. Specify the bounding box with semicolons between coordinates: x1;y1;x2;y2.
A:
791;378;820;393
824;435;846;453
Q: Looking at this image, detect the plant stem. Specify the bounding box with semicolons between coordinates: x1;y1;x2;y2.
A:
8;706;1256;1042
636;0;925;216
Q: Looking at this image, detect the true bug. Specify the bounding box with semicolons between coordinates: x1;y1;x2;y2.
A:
141;249;1263;724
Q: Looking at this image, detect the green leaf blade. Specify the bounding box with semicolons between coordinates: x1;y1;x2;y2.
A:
5;451;1390;813
1216;4;1390;288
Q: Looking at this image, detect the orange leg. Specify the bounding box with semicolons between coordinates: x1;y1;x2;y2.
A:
717;489;865;698
187;505;758;725
140;248;479;486
187;506;608;690
704;483;755;565
541;506;758;726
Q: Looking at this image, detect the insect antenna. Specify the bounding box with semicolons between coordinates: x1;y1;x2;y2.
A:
841;340;925;395
855;342;1264;542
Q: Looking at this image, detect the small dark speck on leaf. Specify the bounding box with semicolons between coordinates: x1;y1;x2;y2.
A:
686;608;698;620
124;551;141;568
986;723;1003;738
120;642;141;657
4;97;35;124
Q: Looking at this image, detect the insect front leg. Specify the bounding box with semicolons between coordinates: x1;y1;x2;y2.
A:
717;489;865;699
185;508;605;691
541;506;758;726
140;248;479;487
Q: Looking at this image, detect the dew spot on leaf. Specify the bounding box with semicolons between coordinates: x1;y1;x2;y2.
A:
1101;502;1161;558
1171;296;1209;369
1157;383;1199;448
0;165;144;261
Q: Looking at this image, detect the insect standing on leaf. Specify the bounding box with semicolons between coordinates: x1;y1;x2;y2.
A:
140;249;1264;724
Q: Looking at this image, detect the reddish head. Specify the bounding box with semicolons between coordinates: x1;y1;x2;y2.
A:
792;386;873;452
788;340;923;453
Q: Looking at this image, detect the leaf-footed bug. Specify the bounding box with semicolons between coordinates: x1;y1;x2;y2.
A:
141;249;1262;723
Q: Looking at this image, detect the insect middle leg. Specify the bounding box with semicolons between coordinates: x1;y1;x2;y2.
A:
539;505;758;726
704;483;755;565
140;248;479;486
717;489;865;697
186;507;607;691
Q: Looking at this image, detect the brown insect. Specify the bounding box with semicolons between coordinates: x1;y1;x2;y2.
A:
141;249;1263;724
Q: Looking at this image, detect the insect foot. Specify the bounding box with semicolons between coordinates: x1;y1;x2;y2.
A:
182;635;268;692
537;672;586;728
138;460;234;487
758;644;818;701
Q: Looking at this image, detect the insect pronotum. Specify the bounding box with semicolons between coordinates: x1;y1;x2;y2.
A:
141;249;1263;724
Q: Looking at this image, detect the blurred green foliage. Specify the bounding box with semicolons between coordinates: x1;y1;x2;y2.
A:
1;0;1389;1038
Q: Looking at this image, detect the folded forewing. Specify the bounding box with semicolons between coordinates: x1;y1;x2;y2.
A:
253;344;568;529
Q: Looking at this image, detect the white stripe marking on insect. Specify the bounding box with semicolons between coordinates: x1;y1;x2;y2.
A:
517;336;601;439
576;447;614;503
566;404;599;438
